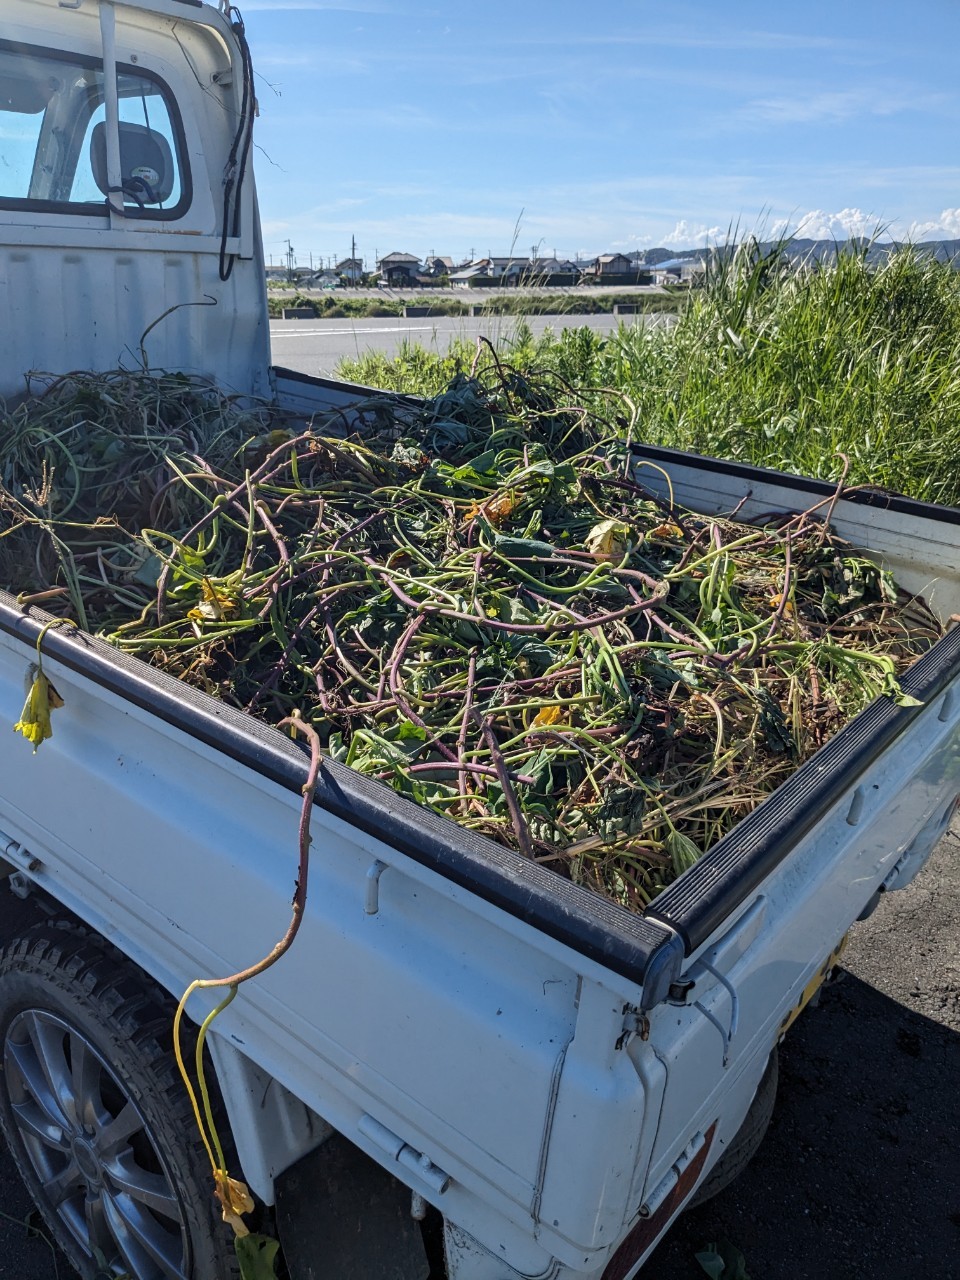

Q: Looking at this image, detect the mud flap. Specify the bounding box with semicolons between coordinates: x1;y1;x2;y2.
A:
274;1133;430;1279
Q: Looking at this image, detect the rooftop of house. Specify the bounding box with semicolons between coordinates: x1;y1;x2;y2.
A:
529;257;578;272
450;263;492;279
652;257;707;271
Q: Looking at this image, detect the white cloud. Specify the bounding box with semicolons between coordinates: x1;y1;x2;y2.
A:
906;209;960;241
741;90;882;127
662;220;726;248
782;208;887;241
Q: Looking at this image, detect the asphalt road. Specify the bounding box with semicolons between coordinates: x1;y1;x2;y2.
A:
268;312;669;378
0;820;956;1279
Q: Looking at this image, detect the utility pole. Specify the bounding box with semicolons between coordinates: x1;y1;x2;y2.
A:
285;239;295;281
351;235;356;284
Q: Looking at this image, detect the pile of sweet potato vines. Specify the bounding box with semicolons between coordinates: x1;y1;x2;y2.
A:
0;367;941;910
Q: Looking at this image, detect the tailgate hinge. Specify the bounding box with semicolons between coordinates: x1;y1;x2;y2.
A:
618;1004;650;1050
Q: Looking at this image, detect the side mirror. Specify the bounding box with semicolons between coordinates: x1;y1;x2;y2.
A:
90;119;174;206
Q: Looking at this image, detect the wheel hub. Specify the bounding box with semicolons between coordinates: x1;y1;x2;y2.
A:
71;1135;102;1186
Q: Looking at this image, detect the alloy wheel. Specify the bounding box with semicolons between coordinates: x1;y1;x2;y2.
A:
4;1008;190;1280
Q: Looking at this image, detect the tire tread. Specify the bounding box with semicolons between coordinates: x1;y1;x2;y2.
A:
0;919;242;1280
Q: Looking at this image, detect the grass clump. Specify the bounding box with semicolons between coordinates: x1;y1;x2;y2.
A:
337;242;960;507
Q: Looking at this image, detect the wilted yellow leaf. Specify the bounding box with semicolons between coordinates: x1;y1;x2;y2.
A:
649;522;684;540
584;519;631;562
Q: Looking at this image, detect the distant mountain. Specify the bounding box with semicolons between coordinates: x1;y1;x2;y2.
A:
628;239;960;267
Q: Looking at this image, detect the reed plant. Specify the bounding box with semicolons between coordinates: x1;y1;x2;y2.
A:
338;241;960;506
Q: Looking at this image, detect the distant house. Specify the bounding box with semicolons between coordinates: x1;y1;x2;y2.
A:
488;256;531;282
265;265;288;282
448;257;530;286
590;253;635;277
528;257;578;274
422;255;454;278
377;252;421;284
335;257;364;283
650;257;706;285
525;256;580;283
450;260;494;288
305;269;339;289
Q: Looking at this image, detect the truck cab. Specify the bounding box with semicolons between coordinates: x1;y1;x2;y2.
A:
1;0;268;402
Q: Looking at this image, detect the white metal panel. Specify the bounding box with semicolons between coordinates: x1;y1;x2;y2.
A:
0;626;654;1270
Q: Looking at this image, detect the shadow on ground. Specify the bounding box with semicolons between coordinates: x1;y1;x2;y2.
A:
646;977;960;1279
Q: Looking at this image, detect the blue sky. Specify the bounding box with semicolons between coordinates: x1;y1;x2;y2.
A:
242;0;960;268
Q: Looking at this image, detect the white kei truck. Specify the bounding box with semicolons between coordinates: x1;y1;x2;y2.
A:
0;2;958;1278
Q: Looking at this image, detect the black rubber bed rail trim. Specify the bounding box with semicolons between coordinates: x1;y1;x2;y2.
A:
631;442;960;526
0;593;674;991
644;622;960;953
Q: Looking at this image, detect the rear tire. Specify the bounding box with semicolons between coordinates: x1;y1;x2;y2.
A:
0;921;240;1280
688;1047;779;1209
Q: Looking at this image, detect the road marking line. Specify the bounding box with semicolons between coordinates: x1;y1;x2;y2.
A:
270;325;442;338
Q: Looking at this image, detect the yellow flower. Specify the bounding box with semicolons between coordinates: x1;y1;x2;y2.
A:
531;704;565;728
768;593;795;616
649;522;684;540
13;671;63;753
464;492;517;526
187;578;240;624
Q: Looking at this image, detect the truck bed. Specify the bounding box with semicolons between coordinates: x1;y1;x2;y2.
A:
1;411;959;1273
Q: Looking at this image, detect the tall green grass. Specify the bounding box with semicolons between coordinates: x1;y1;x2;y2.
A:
337;243;960;507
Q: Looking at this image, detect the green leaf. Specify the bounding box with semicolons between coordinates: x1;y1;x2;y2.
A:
468;447;499;475
694;1239;751;1280
666;830;703;877
131;552;164;588
492;532;557;560
235;1232;281;1280
893;690;924;708
498;596;538;625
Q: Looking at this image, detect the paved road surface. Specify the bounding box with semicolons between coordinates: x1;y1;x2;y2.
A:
0;820;956;1278
269;312;668;378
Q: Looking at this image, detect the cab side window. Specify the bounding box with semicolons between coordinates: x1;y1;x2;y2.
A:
75;72;183;211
